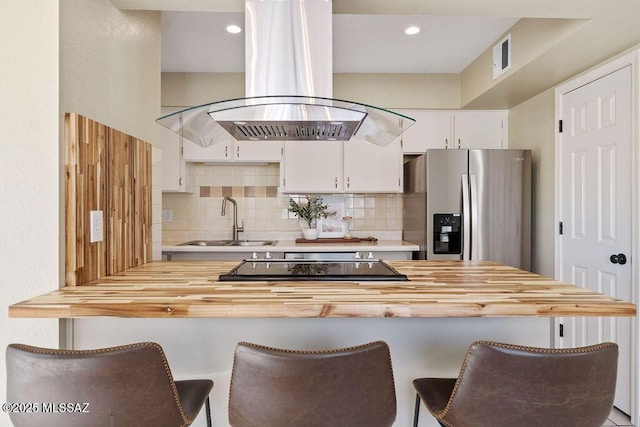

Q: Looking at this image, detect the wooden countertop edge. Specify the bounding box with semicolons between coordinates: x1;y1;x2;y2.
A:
8;260;637;319
8;301;637;319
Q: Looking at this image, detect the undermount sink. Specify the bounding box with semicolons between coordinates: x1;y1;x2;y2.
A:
178;240;277;247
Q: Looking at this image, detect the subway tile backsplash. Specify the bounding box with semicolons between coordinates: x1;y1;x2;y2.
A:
162;163;403;242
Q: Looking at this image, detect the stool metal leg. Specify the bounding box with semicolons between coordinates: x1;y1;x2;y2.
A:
205;396;212;427
413;393;420;427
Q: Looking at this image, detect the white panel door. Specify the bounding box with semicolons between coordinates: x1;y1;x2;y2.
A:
558;66;632;413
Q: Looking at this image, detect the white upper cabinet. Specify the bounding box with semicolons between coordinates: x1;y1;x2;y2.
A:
452;111;507;149
161;126;188;192
400;110;452;153
280;141;344;193
160;107;192;193
280;139;403;194
183;138;282;163
398;109;507;153
343;138;402;193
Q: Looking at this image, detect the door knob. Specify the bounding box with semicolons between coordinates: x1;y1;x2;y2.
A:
610;253;627;265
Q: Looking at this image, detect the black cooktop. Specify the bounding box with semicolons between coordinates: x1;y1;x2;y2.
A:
217;259;408;282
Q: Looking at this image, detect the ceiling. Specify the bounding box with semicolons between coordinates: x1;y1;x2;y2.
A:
161;12;519;74
112;0;640;108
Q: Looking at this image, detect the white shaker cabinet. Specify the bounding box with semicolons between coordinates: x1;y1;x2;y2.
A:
343;138;402;193
161;124;191;193
280;140;344;193
183;138;281;163
399;109;507;153
453;111;507;149
280;138;403;194
400;110;452;154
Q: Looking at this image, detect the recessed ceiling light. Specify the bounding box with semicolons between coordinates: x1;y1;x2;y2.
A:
226;25;242;34
405;26;420;36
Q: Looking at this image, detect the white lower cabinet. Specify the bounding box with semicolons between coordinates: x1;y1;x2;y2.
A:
399;109;507;153
280;139;403;194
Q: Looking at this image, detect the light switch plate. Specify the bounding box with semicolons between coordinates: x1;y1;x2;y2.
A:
162;209;173;223
90;210;104;243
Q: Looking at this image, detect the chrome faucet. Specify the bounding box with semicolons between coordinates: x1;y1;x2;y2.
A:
221;196;244;240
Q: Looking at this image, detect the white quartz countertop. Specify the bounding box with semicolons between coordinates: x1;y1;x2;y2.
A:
162;239;419;253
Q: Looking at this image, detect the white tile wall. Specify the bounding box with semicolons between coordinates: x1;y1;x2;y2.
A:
162;163;404;243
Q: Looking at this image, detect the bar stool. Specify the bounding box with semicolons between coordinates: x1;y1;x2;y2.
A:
228;340;396;427
412;340;618;427
6;342;213;427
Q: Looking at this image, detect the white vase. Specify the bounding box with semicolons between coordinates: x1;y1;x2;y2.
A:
302;228;318;240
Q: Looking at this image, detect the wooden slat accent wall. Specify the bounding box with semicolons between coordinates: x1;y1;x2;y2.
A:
133;139;152;267
65;113;107;285
65;113;152;286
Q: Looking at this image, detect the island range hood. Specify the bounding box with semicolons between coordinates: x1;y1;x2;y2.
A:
156;0;415;147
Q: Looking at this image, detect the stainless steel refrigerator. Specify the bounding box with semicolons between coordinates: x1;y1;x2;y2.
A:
403;149;531;269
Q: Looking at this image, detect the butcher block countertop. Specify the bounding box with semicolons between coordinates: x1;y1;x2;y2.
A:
8;260;636;319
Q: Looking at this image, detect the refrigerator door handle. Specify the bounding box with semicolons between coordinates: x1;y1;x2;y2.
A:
462;174;471;260
470;174;479;260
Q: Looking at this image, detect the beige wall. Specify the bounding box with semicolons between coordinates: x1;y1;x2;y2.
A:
60;0;163;260
60;0;161;144
161;72;462;109
508;89;556;277
334;73;461;109
0;0;162;409
0;0;61;412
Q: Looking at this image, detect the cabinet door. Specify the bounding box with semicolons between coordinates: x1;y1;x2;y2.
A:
234;140;282;162
161;126;186;192
344;138;402;193
453;111;506;149
398;110;452;153
281;141;343;193
183;139;232;162
183;139;281;162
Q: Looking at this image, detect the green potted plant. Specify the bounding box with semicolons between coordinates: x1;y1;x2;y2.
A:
288;196;329;240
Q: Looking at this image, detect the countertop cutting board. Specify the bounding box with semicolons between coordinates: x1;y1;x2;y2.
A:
295;236;378;244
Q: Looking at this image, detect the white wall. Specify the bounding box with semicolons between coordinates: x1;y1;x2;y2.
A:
0;0;61;416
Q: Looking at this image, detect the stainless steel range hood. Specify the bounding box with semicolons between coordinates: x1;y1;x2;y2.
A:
157;0;415;147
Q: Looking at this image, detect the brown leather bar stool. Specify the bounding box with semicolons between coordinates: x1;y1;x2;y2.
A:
6;342;213;427
412;340;618;427
228;340;397;427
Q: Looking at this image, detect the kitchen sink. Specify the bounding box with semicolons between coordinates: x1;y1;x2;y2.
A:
178;240;277;247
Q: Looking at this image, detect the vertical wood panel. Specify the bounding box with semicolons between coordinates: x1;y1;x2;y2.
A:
65;113;106;285
133;139;152;266
106;128;133;275
65;113;152;285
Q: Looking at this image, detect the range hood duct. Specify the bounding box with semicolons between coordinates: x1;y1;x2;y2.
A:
157;0;415;147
